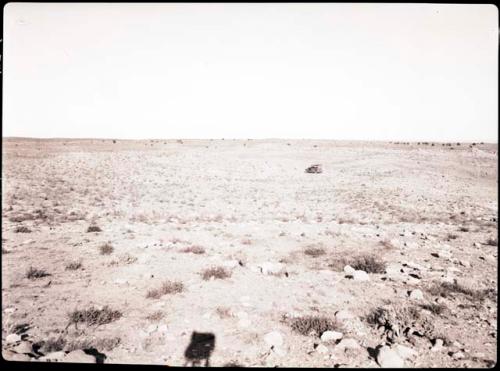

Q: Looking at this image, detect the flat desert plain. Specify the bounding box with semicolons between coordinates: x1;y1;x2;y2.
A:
1;138;498;367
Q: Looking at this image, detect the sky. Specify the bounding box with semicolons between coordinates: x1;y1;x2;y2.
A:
2;3;498;141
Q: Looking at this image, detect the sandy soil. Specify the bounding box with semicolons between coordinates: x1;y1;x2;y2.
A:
1;138;497;367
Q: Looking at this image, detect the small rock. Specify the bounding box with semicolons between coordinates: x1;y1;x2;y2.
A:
258;262;285;275
431;339;444;352
336;338;360;350
394;344;418;359
316;344;329;354
236;311;248;319
321;331;343;342
452;351;465;359
459;260;471;268
272;346;287;357
6;333;22;344
222;260;240;269
264;331;284;348
390;239;401;248
2;349;31;362
12;341;33;354
352;270;370;281
343;265;355;275
4;307;16;314
146;324;157;333
64;349;96;363
405;242;419;249
409;289;424;300
335;310;354;321
238;318;251;328
39;351;67;362
377;345;405;368
438;250;452;259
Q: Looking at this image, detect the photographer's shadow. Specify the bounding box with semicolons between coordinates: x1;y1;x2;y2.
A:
183;331;216;367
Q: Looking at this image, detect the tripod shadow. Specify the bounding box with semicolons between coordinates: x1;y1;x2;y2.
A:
183;331;216;367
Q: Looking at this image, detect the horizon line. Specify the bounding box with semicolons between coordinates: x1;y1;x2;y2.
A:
1;136;497;144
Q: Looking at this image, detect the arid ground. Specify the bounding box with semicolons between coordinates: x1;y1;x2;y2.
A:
1;138;497;367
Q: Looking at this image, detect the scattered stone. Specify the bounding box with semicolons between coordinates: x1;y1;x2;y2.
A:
336;338;360;350
459;260;471;268
394;344;418;359
321;331;343;342
305;164;322;174
316;344;329;354
258;262;285;275
431;339;444;352
343;265;355;275
2;349;31;362
264;331;284;348
377;345;405;368
404;242;419;249
335;310;354;321
409;289;424;300
434;250;452;259
352;270;370;281
39;351;67;362
12;341;33;354
390;239;401;248
6;333;22;344
222;260;240;269
405;262;426;271
238;318;251;328
452;351;465;360
64;349;96;363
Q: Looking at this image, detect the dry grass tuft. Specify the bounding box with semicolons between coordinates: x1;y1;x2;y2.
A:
26;266;50;279
146;280;184;299
201;266;232;281
87;225;102;233
65;336;121;352
65;260;83;271
36;336;67;353
379;239;395;249
14;226;31;233
349;254;386;273
99;243;114;255
287;315;340;337
146;311;164;321
365;305;434;343
216;307;232;319
181;245;205;254
485;238;498;246
419;303;447;315
427;281;496;302
9;213;35;223
304;247;326;257
67;306;122;327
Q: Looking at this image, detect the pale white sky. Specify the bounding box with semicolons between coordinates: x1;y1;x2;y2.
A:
2;3;498;141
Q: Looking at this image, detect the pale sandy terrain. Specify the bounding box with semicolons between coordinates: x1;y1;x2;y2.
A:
1;138;497;367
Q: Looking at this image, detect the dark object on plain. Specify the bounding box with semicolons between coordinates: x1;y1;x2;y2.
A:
305;164;322;174
184;331;216;367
